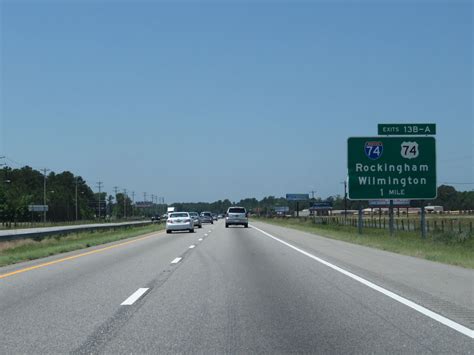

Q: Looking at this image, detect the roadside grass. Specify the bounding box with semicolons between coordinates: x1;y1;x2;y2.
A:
0;219;147;230
252;218;474;269
0;224;164;267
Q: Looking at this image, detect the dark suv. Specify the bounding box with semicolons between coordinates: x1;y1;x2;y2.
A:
200;212;214;224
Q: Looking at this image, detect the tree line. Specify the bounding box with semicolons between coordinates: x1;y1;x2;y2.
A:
0;166;162;224
1;165;472;224
171;185;473;215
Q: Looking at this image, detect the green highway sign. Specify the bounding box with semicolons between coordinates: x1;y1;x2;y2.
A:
348;137;436;200
378;123;436;135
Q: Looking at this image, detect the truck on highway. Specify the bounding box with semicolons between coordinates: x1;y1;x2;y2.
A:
167;206;176;215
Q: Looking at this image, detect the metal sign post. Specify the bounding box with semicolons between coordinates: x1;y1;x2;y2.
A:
286;194;309;218
421;203;426;239
389;200;394;236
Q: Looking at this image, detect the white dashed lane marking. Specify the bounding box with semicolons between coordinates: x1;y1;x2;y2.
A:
121;288;149;306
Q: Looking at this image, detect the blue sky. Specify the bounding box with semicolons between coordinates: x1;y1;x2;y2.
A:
1;1;472;203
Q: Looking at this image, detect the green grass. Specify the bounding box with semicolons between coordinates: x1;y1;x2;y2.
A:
0;219;148;230
253;217;474;269
0;224;164;267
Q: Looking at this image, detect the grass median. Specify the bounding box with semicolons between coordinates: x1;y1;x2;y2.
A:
0;224;164;267
252;217;474;269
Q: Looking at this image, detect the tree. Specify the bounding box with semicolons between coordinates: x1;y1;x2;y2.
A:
433;185;458;210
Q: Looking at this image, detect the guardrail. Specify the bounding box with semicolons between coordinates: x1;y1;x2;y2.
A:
0;220;155;242
0;218;148;230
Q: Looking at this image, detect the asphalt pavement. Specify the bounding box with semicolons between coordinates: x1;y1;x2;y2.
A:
0;220;472;354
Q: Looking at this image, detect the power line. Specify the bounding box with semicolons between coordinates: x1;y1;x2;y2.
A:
440;182;474;185
113;186;120;200
4;156;44;170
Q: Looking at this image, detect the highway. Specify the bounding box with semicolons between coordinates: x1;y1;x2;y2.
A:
0;220;472;353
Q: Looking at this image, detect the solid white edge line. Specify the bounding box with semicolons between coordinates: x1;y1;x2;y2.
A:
189;245;195;249
171;257;182;264
250;224;474;339
121;288;149;306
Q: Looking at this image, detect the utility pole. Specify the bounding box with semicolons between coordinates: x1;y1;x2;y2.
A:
340;180;348;223
75;177;79;221
143;192;147;216
123;188;127;219
131;191;135;217
113;186;119;218
96;181;103;220
344;180;348;220
42;168;50;223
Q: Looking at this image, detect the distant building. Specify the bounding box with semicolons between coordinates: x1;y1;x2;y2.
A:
295;209;311;217
425;205;444;213
309;202;333;216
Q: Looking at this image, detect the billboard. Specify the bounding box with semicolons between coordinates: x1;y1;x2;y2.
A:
286;194;309;201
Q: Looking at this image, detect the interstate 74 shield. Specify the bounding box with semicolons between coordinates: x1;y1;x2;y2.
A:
364;141;383;160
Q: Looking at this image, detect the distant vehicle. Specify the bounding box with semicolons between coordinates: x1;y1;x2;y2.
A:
225;207;248;228
200;212;214;224
212;213;218;221
151;215;161;222
167;206;176;215
425;205;444;213
166;212;194;233
189;212;202;228
218;214;224;219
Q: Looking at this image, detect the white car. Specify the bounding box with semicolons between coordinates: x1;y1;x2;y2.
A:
166;212;194;233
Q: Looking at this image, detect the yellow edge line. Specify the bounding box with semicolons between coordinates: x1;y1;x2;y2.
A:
0;230;164;280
